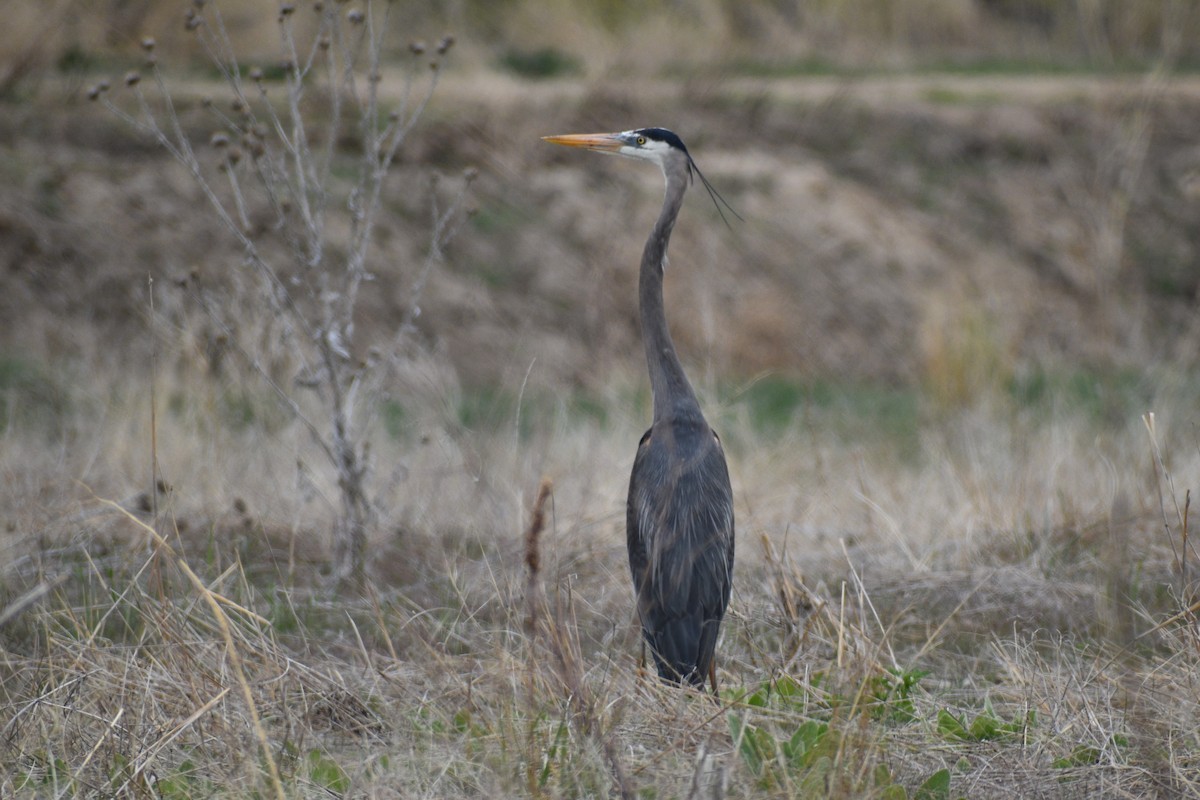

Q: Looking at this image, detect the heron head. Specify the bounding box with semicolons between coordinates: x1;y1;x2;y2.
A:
541;128;689;173
542;127;741;226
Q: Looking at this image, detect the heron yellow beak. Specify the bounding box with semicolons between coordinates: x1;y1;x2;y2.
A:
541;132;624;152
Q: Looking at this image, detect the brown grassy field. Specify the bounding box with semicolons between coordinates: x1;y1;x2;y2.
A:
6;359;1200;798
6;348;1200;798
5;2;1200;798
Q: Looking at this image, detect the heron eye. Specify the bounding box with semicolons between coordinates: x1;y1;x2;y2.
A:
636;136;646;146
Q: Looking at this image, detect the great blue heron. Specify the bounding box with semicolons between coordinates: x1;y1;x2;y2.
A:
542;128;735;691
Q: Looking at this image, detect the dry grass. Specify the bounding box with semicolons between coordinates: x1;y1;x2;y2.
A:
4;358;1200;798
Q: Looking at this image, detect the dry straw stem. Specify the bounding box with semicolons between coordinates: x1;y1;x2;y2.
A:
1143;412;1199;601
522;476;637;800
523;476;552;636
89;492;285;800
0;578;63;628
112;689;231;794
757;528;892;680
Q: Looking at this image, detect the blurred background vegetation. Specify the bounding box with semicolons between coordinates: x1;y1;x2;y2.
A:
0;0;1196;431
3;0;1200;431
3;0;1198;96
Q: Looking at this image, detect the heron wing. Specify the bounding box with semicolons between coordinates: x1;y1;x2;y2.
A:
627;420;734;684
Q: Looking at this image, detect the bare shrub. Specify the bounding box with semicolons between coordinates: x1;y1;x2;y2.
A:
96;3;473;585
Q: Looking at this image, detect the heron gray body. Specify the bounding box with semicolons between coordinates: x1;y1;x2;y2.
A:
627;413;733;687
542;127;735;689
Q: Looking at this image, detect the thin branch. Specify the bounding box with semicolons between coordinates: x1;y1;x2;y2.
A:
400;176;473;334
189;286;336;466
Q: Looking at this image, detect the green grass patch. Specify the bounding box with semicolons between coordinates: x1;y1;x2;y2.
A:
1052;734;1127;769
453;386;608;437
455;385;519;432
730;375;922;458
936;705;1033;743
1007;367;1153;423
497;47;582;79
470;199;536;236
921;86;1004;106
726;669;951;796
739;375;806;431
166;385;292;434
919;56;1200;76
696;56;850;79
382;398;409;439
304;750;350;794
738;375;918;432
469;260;522;289
693;54;1200;80
0;355;68;434
145;757;216;799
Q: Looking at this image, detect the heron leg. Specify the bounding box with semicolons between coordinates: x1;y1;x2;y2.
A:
708;659;718;696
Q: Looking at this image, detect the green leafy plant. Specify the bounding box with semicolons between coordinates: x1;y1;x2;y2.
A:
866;667;928;723
936;704;1034;742
728;672;950;795
913;767;952;800
306;750;350;794
150;758;216;799
728;712;832;789
1052;734;1127;769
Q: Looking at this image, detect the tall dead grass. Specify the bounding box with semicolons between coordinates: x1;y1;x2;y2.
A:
4;358;1200;796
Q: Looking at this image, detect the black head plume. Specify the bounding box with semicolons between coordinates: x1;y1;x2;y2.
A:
687;156;742;229
633;128;743;228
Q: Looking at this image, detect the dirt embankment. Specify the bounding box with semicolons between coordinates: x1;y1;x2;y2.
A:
4;72;1200;392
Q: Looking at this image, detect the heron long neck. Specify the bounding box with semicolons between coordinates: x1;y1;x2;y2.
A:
640;165;703;424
